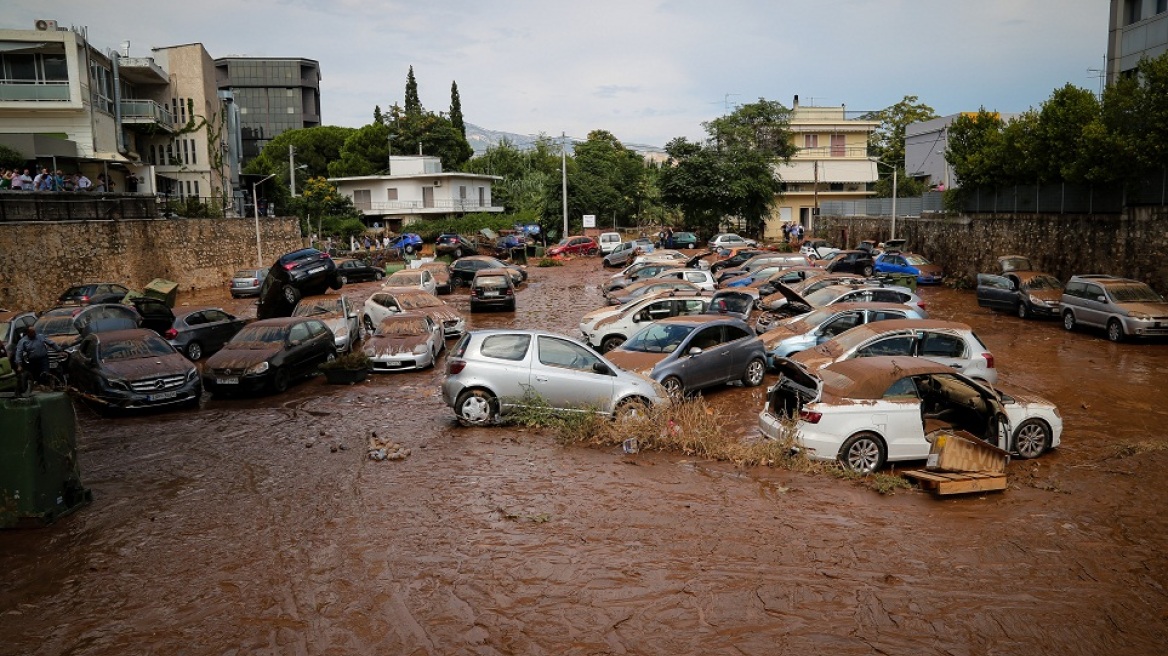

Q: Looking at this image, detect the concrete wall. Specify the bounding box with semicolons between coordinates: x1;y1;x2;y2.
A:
0;216;303;311
812;207;1168;293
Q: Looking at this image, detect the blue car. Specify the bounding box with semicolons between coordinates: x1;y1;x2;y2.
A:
390;233;423;255
873;252;944;284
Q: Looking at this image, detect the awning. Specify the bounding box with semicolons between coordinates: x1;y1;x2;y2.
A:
0;133;80;159
774;159;878;184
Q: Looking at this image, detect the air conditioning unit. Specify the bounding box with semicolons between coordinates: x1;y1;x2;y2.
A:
34;19;59;31
433;180;442;187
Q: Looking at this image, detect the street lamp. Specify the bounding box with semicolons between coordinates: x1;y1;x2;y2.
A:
870;158;898;240
253;173;276;267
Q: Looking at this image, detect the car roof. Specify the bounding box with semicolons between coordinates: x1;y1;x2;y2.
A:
818;356;958;400
376;287;433;297
1072;275;1141;286
0;310;34;322
475;268;514;277
830;319;971;340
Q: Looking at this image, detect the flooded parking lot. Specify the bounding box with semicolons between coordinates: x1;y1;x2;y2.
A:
2;256;1167;655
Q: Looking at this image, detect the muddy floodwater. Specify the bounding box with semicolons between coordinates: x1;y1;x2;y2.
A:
2;256;1167;655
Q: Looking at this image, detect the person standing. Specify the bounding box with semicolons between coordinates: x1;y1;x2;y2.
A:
77;173;92;191
14;327;61;387
17;169;32;190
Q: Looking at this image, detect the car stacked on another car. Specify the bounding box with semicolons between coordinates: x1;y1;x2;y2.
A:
164;307;247;361
203;317;336;395
469;268;518;312
651;267;717;291
1060;274;1168;342
363;288;466;338
605;314;768;398
759;356;1062;473
363;312;445;372
256;248;342;320
67;328;201;412
229;269;267;298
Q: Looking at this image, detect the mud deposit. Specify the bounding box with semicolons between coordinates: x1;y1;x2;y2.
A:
2;257;1167;655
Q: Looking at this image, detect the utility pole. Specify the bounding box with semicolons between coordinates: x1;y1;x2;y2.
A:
289;145;296;196
561;132;568;238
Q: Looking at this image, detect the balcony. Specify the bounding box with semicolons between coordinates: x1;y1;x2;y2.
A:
121;99;175;133
793;145;871;159
0;80;70;102
358;198;504;214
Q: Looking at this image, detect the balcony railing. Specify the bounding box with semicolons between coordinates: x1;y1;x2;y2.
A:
794;145;871;159
0;81;70;102
121;99;174;130
359;199;503;212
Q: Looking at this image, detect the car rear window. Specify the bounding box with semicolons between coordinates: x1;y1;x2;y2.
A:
476;275;510;288
479;334;530;361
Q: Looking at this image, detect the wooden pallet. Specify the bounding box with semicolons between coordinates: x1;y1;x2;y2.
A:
901;469;1007;496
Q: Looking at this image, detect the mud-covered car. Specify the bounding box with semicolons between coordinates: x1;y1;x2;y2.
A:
383;269;437;295
580;291;712;353
442;329;665;425
164;307;247;361
547;235;599;257
758;302;929;364
362;288;466;338
33;307;85;375
417;261;454;294
450;256;527;287
256;248;342;320
203;317;336;395
976;255;1063;320
759;356;1062;473
606;279;701;306
292;295;361;354
602;239;655;268
761;282;925;320
57;282;131;306
604;261;684;293
229;268;267;298
874;251;944;284
335;258;385;284
363;313;445;372
1060;274;1168;342
67;328;200;412
821;250;876;277
469;268;517;312
435;233;478;259
606;315;767;398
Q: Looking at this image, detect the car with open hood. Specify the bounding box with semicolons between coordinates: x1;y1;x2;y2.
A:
417;261;454;294
1060;274;1168;342
580;291;713;353
605;315;767;398
759;356;1062;473
604;261;684;293
758;302;929;365
442;329;666;425
362;288;466;338
976;255;1064;320
788;319;998;384
33;307;86;376
164;307;247;360
759;281;925;320
293;295;361;353
256;248;342;320
820;250;876;277
800;239;839;261
67;328;201;412
383;268;437;295
363;312;445;372
203;317;336;395
605;279;701;306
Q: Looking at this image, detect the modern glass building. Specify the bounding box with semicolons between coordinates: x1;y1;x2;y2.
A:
214;57;321;162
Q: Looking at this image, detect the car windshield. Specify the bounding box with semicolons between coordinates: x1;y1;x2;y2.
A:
905;254;931;266
36;317;78;336
623;323;696;354
232;325;288;345
387;272;423;285
1022;275;1062;291
293;299;343;316
395;293;442;310
99;334;174;361
375;317;429;336
804;287;847;306
556;238;571;246
1109;283;1163;303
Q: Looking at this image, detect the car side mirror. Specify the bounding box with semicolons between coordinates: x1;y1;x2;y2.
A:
687;346;703;356
1097;295;1107;302
592;362;613;376
288;339;301;347
634;311;649;323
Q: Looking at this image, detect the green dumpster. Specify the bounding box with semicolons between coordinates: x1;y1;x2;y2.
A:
144;278;178;307
878;272;918;292
510;247;528;265
0;393;91;528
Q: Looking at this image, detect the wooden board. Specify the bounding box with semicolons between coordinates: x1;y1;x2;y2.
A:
926;431;1010;474
902;469;1008;496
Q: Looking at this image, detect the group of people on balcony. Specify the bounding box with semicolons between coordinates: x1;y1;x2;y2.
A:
0;167;115;192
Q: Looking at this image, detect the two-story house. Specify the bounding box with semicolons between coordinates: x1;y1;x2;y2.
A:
768;96;879;240
330;156;503;231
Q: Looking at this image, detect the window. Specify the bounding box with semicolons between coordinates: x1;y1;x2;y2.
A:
538;336;600;372
831;134;846;157
459;185;467;199
920;333;966;358
479;187;485;206
822;313;862;337
883;377;919;399
288;323;310;343
688;327;722;351
1127;0;1142;23
856;336;915;357
204;310;230;323
871;290;909;304
1159;0;1167;14
386;188;398;201
868;310;907;322
353;189;371;209
480;334;530;361
803;134;818;149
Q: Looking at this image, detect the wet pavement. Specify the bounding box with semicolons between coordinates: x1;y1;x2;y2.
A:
2;257;1167;655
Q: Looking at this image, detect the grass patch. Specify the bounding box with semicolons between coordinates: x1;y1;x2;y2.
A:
536;257;563;267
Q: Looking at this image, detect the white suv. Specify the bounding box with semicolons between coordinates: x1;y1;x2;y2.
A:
579;291;711;352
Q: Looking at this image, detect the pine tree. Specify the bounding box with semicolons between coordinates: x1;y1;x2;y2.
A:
373;105;384;125
404;66;421;115
450;81;466;138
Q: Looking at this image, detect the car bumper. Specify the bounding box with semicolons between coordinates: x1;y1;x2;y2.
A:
203;372;271;394
1124;318;1168;337
757;407;834;462
1027;302;1062;317
82;379;201;410
370;352;432;372
442;318;467;337
230;284;261;296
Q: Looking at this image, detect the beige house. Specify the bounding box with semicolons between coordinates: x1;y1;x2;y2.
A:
767;96;879;241
330;156;503;231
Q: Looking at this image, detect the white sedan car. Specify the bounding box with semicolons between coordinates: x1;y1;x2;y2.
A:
383;268;437;295
651;268;717;291
758;356;1062;473
363;288;466;338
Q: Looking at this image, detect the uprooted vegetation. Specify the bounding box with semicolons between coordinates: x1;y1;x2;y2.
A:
507;396;914;494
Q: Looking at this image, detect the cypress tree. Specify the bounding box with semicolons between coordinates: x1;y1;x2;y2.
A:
373;105;384;124
450;81;466;138
404;66;421;115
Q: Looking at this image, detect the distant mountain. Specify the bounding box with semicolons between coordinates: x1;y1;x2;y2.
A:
465;123;665;157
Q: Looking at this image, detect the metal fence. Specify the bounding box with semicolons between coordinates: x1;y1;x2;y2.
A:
0;192;158;222
820;192;944;218
961;170;1166;214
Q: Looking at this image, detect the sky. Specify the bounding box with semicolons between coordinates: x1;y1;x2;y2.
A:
8;1;1110;149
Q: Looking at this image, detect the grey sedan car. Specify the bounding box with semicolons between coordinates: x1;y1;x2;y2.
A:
605;315;768;398
229;268;267;298
442;329;666;425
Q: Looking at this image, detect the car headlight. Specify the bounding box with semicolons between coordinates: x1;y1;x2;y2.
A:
1128;311;1152;320
186;368;199;382
413;344;429;355
246;361;270;375
107;378;130;391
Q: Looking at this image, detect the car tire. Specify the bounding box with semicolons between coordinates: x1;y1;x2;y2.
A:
282;285;300;306
587;248;598;256
862;265;874;277
1107;319;1125;343
1017;302;1029;320
600;335;626;353
453;248;463;259
1013;419;1052;459
662;376;685;401
186;341;203;361
363;315;375;333
270;367;291;394
742;357;766;387
838;432;887;474
1062;310;1076;331
456;388;498;426
374;271;384;281
508;299;517;312
614;396;650;419
330;274;343;290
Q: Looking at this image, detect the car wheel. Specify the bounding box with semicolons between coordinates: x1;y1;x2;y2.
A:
363;315;375;333
1107;319;1125;343
1013;419;1052;459
456;388;498;425
1062;310;1076;331
324;350;337;364
662;376;685;401
282;285;300;305
330;274;343;290
614;396;650;419
1017;302;1029;320
600;335;625;353
838;432;887;474
374;271;384;281
742;357;766;387
186;341;203;361
453;248;463;259
270;367;291;393
587;248;599;256
404;244;416;255
861;265;874;277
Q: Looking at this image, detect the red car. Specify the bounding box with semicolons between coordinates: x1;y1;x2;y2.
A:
547;235;599;257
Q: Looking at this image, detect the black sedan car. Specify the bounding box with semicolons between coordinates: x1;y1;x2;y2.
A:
67;328;201;412
822;250;876;277
203;317;336;395
57;282;131;306
335;258;385;284
449;256;528;287
165;307;248;360
257;248;343;319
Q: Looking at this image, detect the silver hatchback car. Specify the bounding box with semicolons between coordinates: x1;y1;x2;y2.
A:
442;330;665;425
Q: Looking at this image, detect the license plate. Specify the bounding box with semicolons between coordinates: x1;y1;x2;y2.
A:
148;391;178;401
217;377;239;385
308;266;325;274
384;361;402;368
484;291;499;298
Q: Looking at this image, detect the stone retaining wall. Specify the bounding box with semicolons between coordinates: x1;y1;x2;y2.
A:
0;217;304;311
812;207;1168;292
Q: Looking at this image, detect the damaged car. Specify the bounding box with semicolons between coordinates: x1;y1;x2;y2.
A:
759;356;1062;473
976;255;1063;319
203;317;336;395
363;313;445;372
67;328;201;412
580;291;712;353
759;302;929;365
362;288;466;338
292;295;361;354
256;248;343;320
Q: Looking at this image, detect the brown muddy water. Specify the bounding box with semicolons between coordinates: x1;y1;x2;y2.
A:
2;257;1167;655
